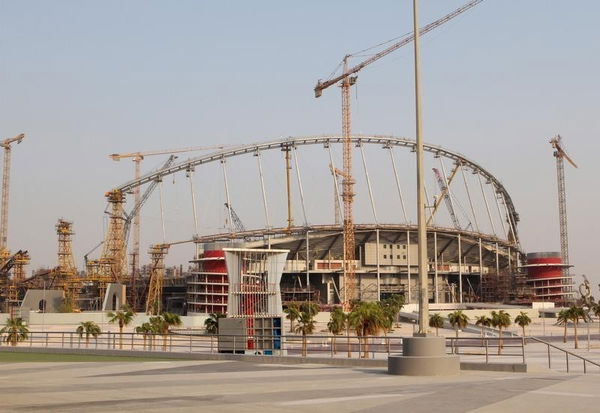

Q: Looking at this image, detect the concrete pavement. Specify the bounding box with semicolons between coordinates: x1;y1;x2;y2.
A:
1;358;599;412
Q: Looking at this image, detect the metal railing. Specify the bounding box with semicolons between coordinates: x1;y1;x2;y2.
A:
447;336;526;365
528;336;600;374
4;331;524;364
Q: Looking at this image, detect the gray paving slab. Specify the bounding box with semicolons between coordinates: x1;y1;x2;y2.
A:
1;358;599;412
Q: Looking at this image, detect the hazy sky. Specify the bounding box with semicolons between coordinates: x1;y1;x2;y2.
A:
1;1;599;288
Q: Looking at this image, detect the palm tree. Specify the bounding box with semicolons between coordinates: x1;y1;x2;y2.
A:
568;306;587;349
204;313;225;335
475;315;491;338
429;313;444;337
1;318;29;346
284;302;301;333
300;302;320;318
136;322;154;350
76;321;101;347
156;312;182;350
348;301;386;358
107;305;135;349
448;310;469;338
327;307;346;354
294;310;316;356
592;303;600;335
380;295;405;332
491;310;511;354
556;309;570;344
514;311;531;338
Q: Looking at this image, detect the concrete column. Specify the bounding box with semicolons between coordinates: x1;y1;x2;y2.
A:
376;229;381;301
407;230;411;303
434;231;438;304
458;233;462;303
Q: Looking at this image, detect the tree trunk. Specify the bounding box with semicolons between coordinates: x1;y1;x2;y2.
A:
302;333;306;357
435;327;439;337
522;325;526;338
481;326;484;338
498;326;503;355
143;335;147;350
85;336;90;348
455;327;459;338
574;321;579;349
290;319;295;334
563;323;567;343
347;327;351;358
332;335;336;355
119;326;123;349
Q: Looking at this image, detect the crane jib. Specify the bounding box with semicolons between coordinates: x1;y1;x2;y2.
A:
314;0;484;96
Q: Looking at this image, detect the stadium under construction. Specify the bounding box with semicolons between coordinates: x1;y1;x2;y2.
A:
0;135;576;316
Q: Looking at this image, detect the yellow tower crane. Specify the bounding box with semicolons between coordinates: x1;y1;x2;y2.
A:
314;0;484;309
54;219;80;310
550;135;578;275
0;133;25;262
145;239;194;315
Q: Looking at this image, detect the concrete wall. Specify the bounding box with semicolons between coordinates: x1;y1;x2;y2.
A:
21;312;209;331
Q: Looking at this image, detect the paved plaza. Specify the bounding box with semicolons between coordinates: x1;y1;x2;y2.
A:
1;357;600;412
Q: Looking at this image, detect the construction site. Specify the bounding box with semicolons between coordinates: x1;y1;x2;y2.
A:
0;0;579;318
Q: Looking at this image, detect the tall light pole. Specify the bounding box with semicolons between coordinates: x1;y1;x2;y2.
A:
413;0;429;335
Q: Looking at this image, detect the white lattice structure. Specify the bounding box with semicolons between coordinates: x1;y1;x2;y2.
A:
223;248;288;318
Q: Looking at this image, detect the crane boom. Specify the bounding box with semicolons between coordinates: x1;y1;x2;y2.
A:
123;155;177;243
432;168;461;229
109;144;231;161
224;203;246;232
314;0;484;97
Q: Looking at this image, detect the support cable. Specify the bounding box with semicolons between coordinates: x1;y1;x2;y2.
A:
187;168;199;236
221;159;234;233
478;173;496;237
388;147;409;224
461;166;480;233
158;180;166;243
255;151;271;229
359;142;378;224
293;146;308;226
327;144;343;225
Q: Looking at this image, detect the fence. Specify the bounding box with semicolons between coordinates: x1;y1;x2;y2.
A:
8;331;525;364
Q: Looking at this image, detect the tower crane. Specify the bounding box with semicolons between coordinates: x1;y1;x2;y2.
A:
109;144;231;300
314;0;483;309
0;133;25;257
145;238;195;315
550;135;577;275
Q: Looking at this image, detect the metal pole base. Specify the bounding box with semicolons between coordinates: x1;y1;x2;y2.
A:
388;336;459;376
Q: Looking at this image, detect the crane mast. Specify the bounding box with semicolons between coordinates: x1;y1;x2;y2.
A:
341;57;356;309
0;133;25;253
550;135;577;275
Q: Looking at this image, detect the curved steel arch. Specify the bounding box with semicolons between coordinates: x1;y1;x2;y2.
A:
114;134;519;240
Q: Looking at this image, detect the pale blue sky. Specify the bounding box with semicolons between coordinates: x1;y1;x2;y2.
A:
1;1;599;286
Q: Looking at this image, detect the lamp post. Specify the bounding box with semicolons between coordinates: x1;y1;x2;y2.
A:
413;0;429;336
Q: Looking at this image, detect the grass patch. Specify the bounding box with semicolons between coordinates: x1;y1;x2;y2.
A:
0;352;175;363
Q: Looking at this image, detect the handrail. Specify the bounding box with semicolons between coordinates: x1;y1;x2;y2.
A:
5;331;524;364
528;336;600;373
